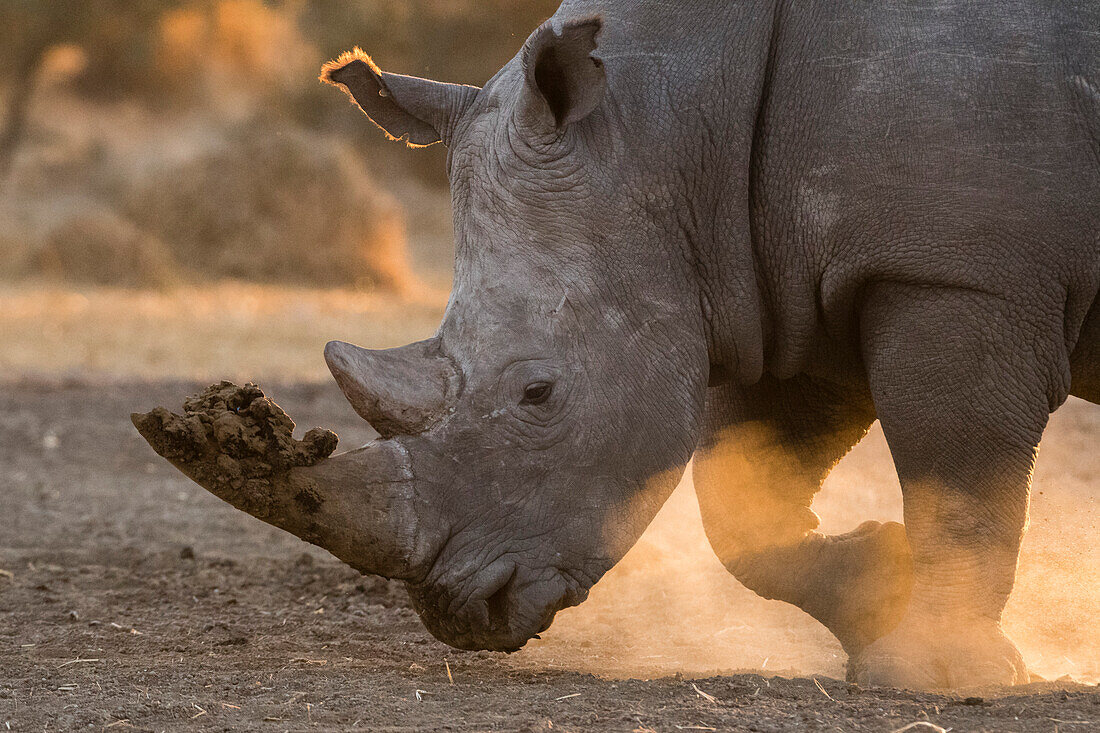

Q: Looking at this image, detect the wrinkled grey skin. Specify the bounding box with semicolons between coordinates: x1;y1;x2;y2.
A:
138;0;1099;690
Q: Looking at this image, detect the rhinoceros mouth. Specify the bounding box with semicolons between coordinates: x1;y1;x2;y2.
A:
406;557;590;652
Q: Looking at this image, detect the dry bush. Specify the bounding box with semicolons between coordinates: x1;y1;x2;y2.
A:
128;124;413;291
0;228;30;280
31;209;179;288
154;0;319;116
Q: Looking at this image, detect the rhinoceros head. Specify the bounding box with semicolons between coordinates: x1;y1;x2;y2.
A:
319;17;710;651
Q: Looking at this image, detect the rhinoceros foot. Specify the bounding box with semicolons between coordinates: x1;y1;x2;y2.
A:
731;520;913;657
806;520;914;655
848;615;1027;690
131;381;339;517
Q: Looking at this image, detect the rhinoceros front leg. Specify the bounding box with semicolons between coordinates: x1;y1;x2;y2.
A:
695;373;913;657
851;284;1058;689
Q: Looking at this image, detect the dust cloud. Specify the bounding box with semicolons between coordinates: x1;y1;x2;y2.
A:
513;401;1099;683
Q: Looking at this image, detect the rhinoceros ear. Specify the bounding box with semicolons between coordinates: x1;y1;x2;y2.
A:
520;17;606;129
321;49;480;147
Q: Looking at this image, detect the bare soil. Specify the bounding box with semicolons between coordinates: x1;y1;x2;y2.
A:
2;379;1097;732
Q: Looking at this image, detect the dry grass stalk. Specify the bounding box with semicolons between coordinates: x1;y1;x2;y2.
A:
691;683;719;704
812;677;836;702
890;723;948;733
57;658;100;668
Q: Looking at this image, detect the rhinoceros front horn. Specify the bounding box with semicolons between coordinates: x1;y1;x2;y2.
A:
325;338;460;438
131;382;442;581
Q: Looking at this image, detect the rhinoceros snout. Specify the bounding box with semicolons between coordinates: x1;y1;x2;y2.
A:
406;561;585;652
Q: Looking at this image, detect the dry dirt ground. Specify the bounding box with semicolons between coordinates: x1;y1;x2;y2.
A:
2;378;1098;732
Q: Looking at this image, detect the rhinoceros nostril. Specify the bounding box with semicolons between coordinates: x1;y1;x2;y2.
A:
485;567;517;624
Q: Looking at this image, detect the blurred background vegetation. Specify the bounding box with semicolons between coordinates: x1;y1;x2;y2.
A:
0;0;558;292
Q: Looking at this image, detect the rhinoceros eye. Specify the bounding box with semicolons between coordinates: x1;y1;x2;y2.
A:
521;382;553;405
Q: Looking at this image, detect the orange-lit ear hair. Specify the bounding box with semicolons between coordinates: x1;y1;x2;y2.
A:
321;48;480;147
